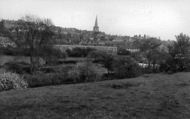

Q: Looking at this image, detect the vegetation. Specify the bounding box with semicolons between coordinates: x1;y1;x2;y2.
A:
3;62;31;74
66;47;94;57
24;73;69;87
0;72;190;119
117;47;131;55
88;50;114;74
68;60;103;83
113;56;142;78
1;15;190;119
165;33;190;72
0;72;27;91
2;15;56;73
135;37;162;69
0;17;190;90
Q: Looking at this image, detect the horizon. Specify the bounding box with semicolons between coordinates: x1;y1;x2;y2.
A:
0;0;190;40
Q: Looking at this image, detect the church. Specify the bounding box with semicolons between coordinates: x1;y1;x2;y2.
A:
93;16;99;32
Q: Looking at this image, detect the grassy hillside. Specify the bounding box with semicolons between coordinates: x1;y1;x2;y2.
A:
1;72;190;119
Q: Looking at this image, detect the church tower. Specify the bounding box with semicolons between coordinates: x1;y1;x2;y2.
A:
93;16;99;32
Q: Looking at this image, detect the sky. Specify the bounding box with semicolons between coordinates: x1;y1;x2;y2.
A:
0;0;190;40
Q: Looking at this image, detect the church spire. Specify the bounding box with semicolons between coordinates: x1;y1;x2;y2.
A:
93;16;99;32
95;16;98;27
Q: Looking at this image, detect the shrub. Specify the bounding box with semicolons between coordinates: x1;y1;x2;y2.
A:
88;50;114;74
117;48;131;55
40;65;73;73
162;33;190;72
113;56;142;79
0;47;30;56
0;72;28;91
67;68;81;83
3;62;31;74
24;62;104;88
41;47;67;65
68;61;103;83
24;72;70;87
66;47;94;57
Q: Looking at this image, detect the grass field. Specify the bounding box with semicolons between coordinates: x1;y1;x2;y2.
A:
1;72;190;119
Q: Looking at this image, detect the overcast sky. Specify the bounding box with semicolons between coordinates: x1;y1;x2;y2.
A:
0;0;190;40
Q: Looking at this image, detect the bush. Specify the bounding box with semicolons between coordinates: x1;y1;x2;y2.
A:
0;72;28;91
3;62;31;74
24;72;70;87
161;33;190;73
66;47;94;57
113;56;142;79
117;48;131;55
39;65;73;73
68;61;103;83
67;68;81;83
24;62;104;88
41;47;67;65
0;47;30;56
160;57;190;73
88;50;114;74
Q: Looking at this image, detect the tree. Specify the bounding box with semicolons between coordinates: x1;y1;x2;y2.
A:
113;56;141;78
175;33;190;58
4;15;55;73
68;59;103;82
66;47;94;57
0;20;11;36
167;33;190;71
88;50;114;74
21;15;54;26
138;37;162;70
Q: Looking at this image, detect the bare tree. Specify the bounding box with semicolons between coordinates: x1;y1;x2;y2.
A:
6;15;54;73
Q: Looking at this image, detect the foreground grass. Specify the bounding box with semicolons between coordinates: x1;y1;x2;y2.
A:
1;73;190;119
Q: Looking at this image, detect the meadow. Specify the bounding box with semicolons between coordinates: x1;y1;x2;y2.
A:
0;72;190;119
